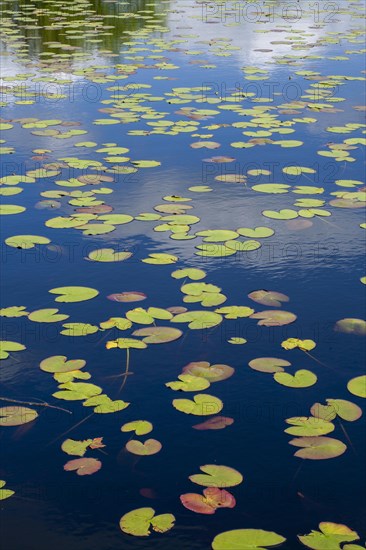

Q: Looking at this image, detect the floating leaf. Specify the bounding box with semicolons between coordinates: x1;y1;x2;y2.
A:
0;306;28;318
173;394;223;416
347;376;366;398
171;268;206;280
126;439;162;456
250;310;297;327
50;286;99;303
0;480;15;501
106;338;147;350
87;249;132;262
166;374;210;392
172;311;223;330
285;417;335;436
5;235;50;249
119;508;175;537
281;338;316;351
142;253;178;265
182;362;234;382
193;417;234;430
189;464;243;488
28;308;69;323
107;292;146;303
237;227;274;238
298;523;359;549
60;323;99;337
248;290;289;307
0;340;25;360
61;439;93;457
289;437;347;460
0;406;38;426
215;306;254;319
40;355;86;373
212;529;286;549
312;399;362;422
63;457;101;476
274;370;317;388
180;487;235;514
334;318;366;336
248;357;291;373
53;382;102;401
121;421;153;436
132;327;182;344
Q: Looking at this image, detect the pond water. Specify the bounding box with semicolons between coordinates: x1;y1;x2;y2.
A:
0;0;365;548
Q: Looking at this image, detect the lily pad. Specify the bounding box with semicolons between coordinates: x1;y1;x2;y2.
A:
121;421;153;436
289;437;347;460
173;394;223;416
0;406;38;426
49;286;99;303
248;357;291;373
211;529;286;549
182;362;234;382
87;249;132;262
248;290;289;307
274;370;317;388
193;417;234;430
250;310;297;327
189;464;243;488
285;417;335;436
166;374;210;392
298;523;359;549
119;508;175;537
172;311;223;330
334;318;366;336
64;457;101;476
5;235;50;249
132;327;182;344
40;355;86;373
126;439;162;456
347;376;366;398
181;487;235;515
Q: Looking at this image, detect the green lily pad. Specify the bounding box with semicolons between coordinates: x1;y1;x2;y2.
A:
0;306;28;318
189;464;243;488
60;323;99;337
289;437;347;460
248;290;289;307
0;406;38;426
142;253;178;265
53;382;102;401
5;235;50;249
215;306;254;319
119;508;175;537
87;249;132;262
173;394;223;416
334;318;366;335
0;340;26;360
250;310;297;326
40;355;86;373
172;311;223;330
298;522;359;549
212;529;286;549
106;338;147;350
166;374;210;392
132;327;182;344
182;362;234;382
0;204;26;215
0;480;15;501
121;421;153;436
274;370;317;388
347;376;366;398
285;417;335;436
171;268;206;280
50;286;99;303
237;227;274;238
61;439;93;457
126;439;162;456
28;308;69;323
248;357;291;373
